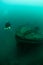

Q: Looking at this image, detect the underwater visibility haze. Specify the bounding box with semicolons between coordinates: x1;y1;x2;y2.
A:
0;0;43;65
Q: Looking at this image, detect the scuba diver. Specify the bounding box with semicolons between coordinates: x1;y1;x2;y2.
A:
4;22;11;30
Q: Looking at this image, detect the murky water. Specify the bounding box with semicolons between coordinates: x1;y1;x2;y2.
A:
0;2;43;65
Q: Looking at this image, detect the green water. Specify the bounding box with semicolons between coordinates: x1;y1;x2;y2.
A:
0;2;43;65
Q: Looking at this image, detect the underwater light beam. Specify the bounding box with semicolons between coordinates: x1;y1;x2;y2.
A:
2;0;43;6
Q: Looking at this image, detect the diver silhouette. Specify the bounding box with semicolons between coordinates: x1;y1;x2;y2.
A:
4;22;11;30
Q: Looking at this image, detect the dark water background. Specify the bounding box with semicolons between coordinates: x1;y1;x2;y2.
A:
0;2;43;65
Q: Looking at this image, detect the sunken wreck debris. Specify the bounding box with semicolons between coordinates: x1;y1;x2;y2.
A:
15;25;43;54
